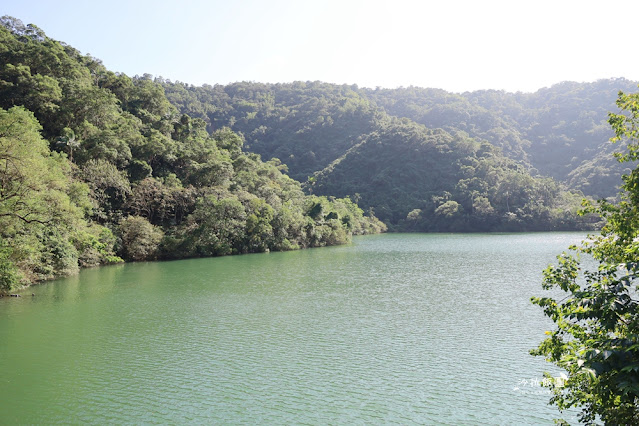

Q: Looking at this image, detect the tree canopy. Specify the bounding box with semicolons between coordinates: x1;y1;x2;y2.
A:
531;88;639;424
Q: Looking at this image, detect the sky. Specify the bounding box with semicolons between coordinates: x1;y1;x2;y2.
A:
2;0;639;93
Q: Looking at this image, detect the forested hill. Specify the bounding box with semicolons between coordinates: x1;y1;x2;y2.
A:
364;79;639;198
162;79;631;230
307;119;586;230
0;17;385;292
163;81;381;182
164;79;638;201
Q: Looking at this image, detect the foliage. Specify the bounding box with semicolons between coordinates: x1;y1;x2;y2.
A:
531;88;639;424
118;216;163;261
178;197;247;256
163;80;380;182
0;106;68;225
0;105;121;288
0;240;22;291
165;78;638;202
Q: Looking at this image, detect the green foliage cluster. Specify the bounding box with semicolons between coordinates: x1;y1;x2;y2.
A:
0;17;384;292
0;106;121;291
364;86;532;162
531;89;639;424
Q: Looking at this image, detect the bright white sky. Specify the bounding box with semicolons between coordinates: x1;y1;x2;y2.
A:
3;0;638;93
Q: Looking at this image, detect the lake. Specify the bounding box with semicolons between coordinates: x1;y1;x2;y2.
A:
0;233;586;424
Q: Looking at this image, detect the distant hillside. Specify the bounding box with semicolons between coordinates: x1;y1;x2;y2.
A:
362;86;531;163
308;119;587;231
165;78;637;200
365;79;639;198
163;81;595;231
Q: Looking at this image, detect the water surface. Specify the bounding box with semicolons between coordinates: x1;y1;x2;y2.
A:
0;233;586;424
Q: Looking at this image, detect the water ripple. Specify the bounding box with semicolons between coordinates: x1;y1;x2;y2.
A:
0;233;586;424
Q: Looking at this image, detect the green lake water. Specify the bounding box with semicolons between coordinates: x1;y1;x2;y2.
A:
0;233;586;424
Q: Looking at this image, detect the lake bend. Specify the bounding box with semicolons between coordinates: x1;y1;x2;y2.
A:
0;232;586;424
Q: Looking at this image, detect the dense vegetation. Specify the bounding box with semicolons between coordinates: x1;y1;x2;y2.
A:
309;119;588;230
163;80;604;231
366;80;639;198
0;17;385;292
164;78;638;203
532;89;639;424
163;80;381;182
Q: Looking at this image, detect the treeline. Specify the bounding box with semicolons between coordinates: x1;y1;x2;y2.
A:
0;17;385;292
162;80;595;231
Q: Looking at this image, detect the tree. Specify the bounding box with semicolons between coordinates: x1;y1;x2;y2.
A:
0;239;21;291
81;159;131;223
118;216;163;261
407;208;422;221
531;88;639;424
180;197;247;256
0;106;72;226
243;198;274;252
0;106;120;288
434;200;461;218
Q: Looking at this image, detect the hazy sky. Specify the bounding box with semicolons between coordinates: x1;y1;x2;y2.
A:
3;0;638;93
